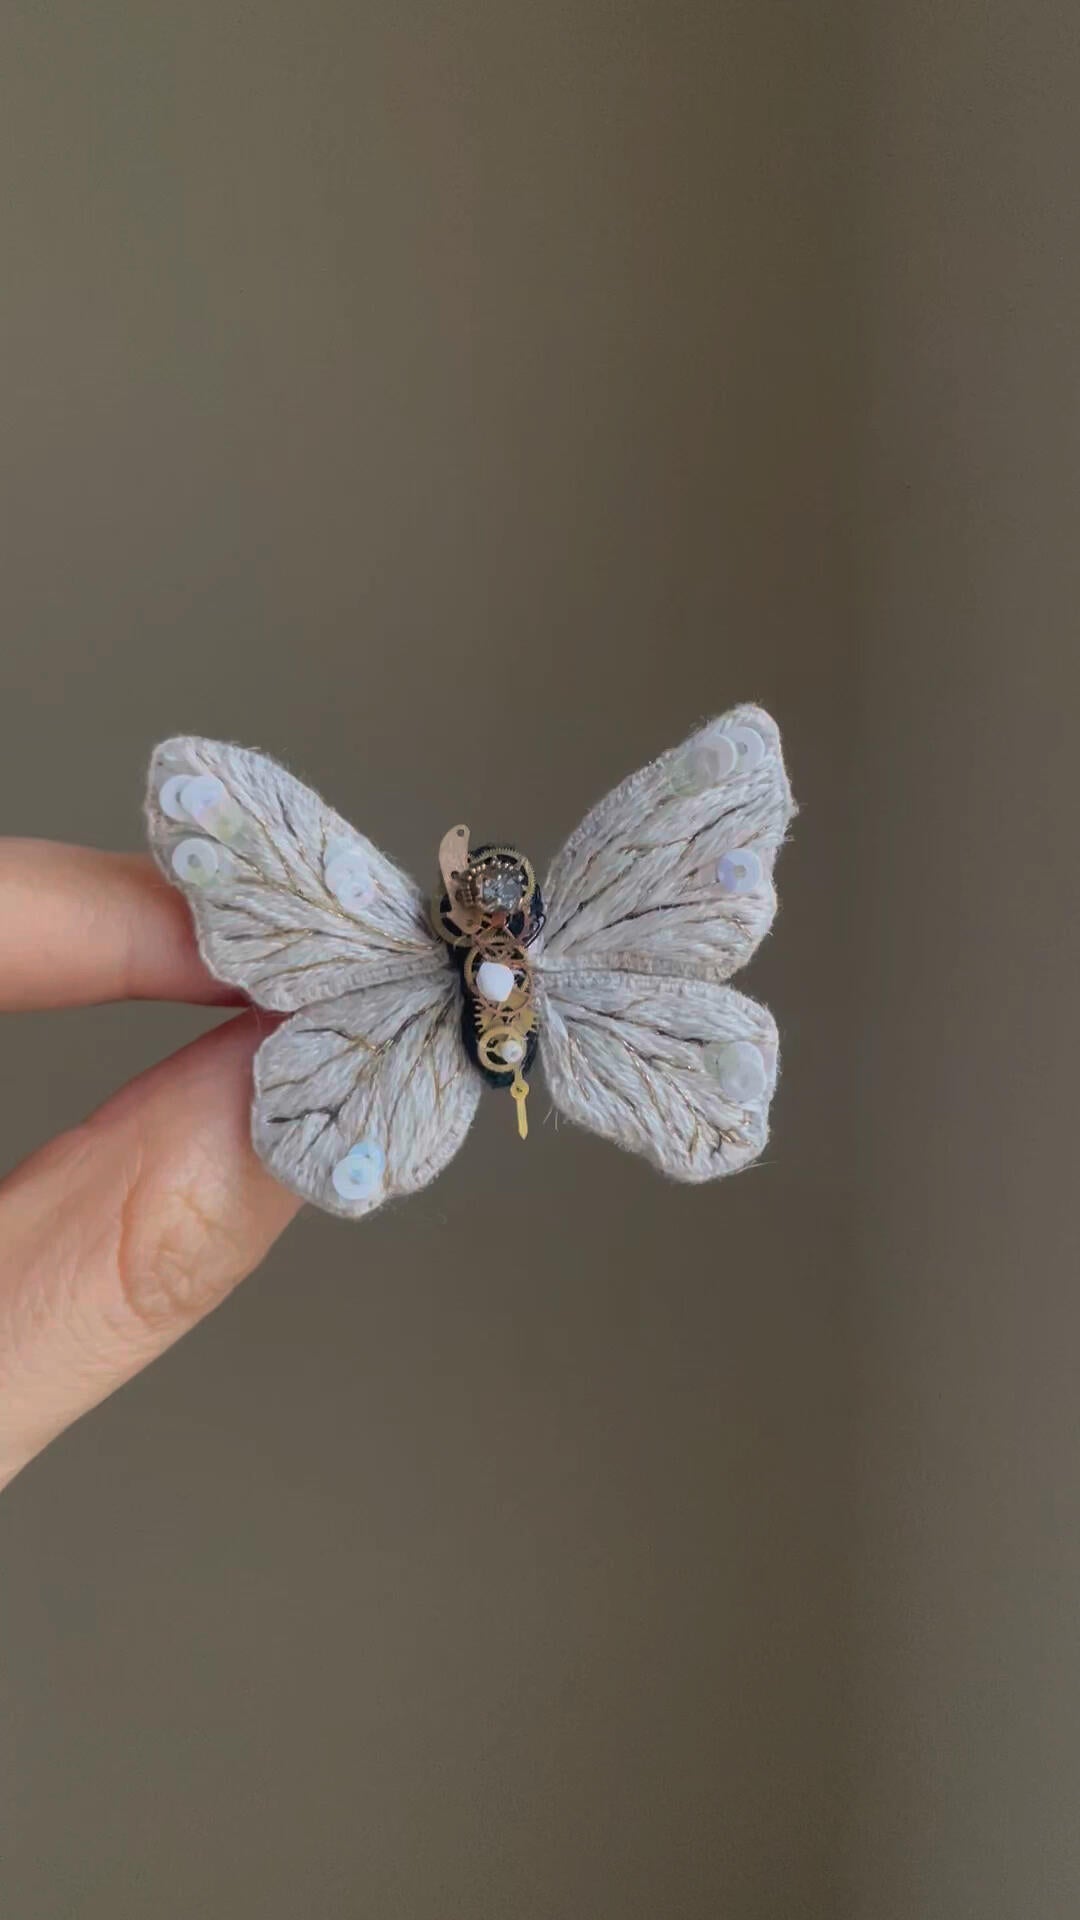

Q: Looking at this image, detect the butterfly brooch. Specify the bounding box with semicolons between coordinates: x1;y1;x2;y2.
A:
147;706;795;1219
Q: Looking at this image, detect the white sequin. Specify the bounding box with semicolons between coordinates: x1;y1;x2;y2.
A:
324;849;375;913
179;774;225;814
667;734;739;798
716;847;763;894
180;775;245;843
702;1038;768;1103
171;837;221;887
158;774;193;822
728;725;766;772
331;1139;385;1203
500;1036;525;1065
476;960;515;1004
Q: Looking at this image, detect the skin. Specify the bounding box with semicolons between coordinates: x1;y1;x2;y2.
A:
0;840;301;1491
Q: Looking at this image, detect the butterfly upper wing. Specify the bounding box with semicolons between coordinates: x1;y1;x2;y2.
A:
536;706;793;1181
540;705;793;982
251;974;480;1217
146;736;446;1011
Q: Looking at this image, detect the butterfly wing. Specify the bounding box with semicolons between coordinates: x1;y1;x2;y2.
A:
536;706;794;1180
537;966;777;1181
147;738;475;1216
540;704;793;982
146;736;446;1011
251;974;480;1217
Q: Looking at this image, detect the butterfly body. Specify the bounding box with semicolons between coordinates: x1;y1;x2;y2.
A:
434;836;543;1128
147;707;795;1218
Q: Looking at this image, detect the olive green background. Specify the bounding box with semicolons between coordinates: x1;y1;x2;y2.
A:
0;3;1075;1915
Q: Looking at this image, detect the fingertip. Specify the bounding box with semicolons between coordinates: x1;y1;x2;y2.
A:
0;841;240;1010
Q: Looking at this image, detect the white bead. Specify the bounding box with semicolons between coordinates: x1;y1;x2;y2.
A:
476;960;515;1004
728;724;766;771
703;1039;768;1103
171;837;221;886
667;733;738;797
325;849;374;913
158;774;193;822
500;1036;525;1065
180;775;245;843
716;847;763;894
331;1139;385;1203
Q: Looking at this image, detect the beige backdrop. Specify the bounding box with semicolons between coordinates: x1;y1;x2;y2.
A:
0;3;1074;1916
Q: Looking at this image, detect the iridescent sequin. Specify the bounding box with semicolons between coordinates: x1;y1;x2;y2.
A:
324;847;375;913
667;734;739;798
171;838;221;886
728;725;765;772
179;775;245;843
331;1139;386;1203
702;1039;768;1103
716;847;763;894
158;774;192;822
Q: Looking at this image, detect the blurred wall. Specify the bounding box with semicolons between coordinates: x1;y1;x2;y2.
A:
848;2;1080;1913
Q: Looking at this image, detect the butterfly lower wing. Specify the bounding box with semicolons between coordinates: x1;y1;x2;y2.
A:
541;705;794;983
537;964;778;1181
252;974;479;1217
146;737;445;1010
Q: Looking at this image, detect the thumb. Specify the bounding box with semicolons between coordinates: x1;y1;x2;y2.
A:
0;1011;300;1489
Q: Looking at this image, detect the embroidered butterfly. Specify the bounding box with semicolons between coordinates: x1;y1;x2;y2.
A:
146;706;794;1219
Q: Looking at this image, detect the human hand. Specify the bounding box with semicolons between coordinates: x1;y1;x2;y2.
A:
0;841;300;1491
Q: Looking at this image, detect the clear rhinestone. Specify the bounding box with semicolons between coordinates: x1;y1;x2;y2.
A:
479;867;523;911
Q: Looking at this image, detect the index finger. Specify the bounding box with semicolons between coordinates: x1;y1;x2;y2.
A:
0;840;240;1011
